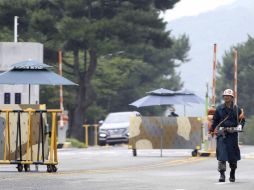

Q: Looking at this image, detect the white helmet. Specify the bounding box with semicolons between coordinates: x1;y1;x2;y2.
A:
223;89;234;97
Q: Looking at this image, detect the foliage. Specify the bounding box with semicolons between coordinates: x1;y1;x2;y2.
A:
239;115;254;145
217;35;254;116
0;0;189;140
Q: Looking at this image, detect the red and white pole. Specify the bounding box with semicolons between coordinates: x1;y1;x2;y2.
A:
212;43;217;106
58;50;64;127
233;49;238;105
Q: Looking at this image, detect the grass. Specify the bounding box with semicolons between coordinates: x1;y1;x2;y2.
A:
66;138;87;148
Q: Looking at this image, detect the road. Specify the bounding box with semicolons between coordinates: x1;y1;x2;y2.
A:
0;145;254;190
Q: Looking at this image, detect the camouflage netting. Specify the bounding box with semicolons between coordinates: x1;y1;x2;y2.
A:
129;116;202;149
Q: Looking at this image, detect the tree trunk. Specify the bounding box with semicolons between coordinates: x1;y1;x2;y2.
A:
72;103;86;140
70;48;97;141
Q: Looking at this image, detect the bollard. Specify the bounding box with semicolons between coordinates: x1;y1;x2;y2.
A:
94;125;98;146
84;125;89;146
83;124;99;146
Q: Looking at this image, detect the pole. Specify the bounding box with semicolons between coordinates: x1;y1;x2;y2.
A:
94;125;98;146
58;50;64;127
233;49;240;145
202;83;209;151
233;49;238;105
14;16;18;42
28;84;31;104
160;126;163;157
205;83;209;116
85;125;89;146
212;43;217;106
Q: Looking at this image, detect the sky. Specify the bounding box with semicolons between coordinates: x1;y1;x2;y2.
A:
162;0;237;22
160;0;238;116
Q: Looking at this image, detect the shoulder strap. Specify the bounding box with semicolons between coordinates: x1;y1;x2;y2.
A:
234;104;239;124
215;114;230;130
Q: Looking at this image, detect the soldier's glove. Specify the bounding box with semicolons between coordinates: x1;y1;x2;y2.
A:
208;131;214;138
236;124;243;132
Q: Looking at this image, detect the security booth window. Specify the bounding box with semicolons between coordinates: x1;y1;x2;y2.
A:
15;93;21;104
4;93;11;104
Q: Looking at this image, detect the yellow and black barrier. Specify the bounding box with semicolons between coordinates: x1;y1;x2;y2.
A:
0;107;61;172
82;124;99;146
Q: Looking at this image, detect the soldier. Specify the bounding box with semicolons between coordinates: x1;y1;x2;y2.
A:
209;89;245;183
168;106;179;117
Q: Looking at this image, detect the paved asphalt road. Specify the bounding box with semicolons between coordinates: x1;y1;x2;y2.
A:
1;145;254;190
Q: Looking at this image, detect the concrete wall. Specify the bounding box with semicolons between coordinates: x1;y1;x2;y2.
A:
0;42;43;104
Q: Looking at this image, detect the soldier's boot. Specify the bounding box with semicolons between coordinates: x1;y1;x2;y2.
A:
219;171;226;182
229;162;237;182
229;169;235;182
218;161;226;182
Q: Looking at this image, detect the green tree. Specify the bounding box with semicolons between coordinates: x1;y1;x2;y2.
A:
92;34;189;118
217;35;254;116
0;0;190;141
239;115;254;145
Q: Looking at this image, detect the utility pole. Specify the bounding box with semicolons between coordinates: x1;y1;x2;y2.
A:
14;16;19;42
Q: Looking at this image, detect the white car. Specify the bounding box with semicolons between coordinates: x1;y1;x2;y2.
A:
98;111;140;145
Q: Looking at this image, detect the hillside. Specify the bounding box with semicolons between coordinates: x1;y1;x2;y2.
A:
167;0;254;97
165;0;254;115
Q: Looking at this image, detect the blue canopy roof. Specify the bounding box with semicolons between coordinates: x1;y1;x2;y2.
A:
129;88;204;108
0;59;77;85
